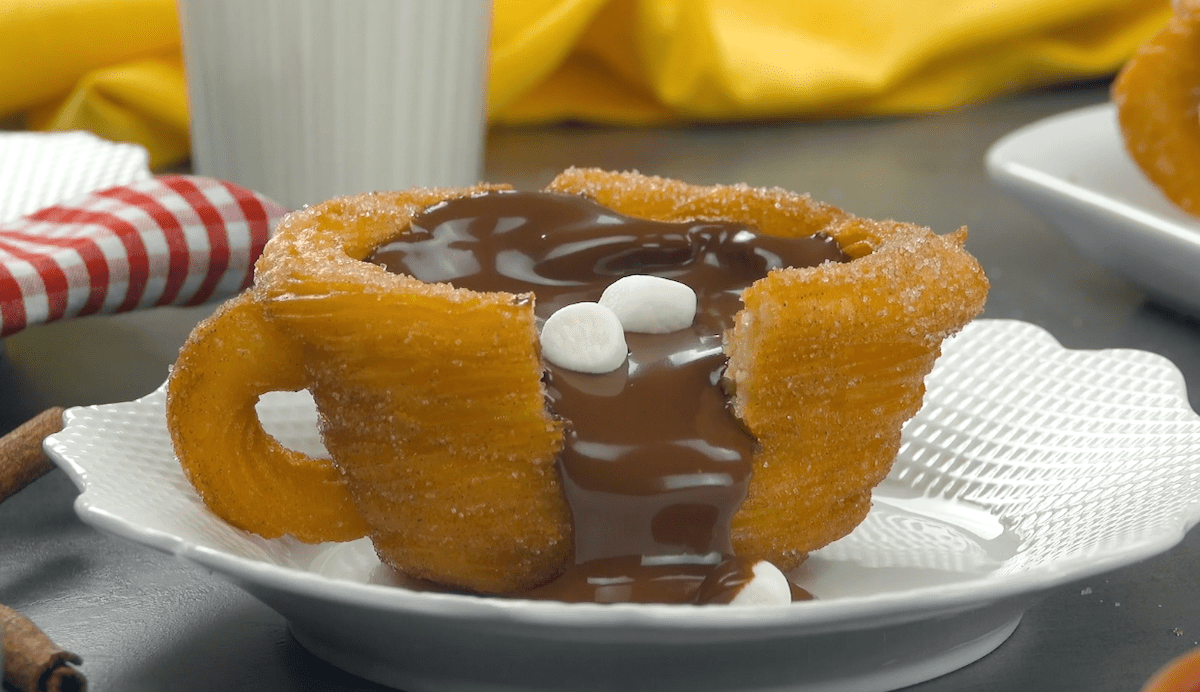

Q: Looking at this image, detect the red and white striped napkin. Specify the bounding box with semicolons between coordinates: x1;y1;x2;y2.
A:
0;175;287;338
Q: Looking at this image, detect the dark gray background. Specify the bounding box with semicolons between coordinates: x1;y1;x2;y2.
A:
3;80;1199;691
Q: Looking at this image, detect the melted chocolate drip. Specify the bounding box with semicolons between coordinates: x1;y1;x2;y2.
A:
368;190;846;603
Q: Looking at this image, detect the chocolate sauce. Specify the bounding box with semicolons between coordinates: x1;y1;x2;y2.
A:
368;190;847;604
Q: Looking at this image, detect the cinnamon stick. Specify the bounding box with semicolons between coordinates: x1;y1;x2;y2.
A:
0;410;85;690
0;408;65;504
0;604;86;692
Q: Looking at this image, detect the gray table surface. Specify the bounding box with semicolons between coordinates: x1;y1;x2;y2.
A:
3;81;1199;691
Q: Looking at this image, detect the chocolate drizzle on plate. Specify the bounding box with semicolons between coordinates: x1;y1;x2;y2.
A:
368;190;847;603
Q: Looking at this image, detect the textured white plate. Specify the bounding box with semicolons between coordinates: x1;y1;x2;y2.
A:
986;103;1200;316
0;131;151;224
45;319;1200;692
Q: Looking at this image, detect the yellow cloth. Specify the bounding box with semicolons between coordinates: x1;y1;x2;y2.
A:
0;0;188;169
0;0;1171;170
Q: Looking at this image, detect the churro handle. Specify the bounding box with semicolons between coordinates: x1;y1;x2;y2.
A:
164;290;369;543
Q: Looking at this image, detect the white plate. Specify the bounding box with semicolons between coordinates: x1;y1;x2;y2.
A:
985;103;1200;316
44;319;1200;692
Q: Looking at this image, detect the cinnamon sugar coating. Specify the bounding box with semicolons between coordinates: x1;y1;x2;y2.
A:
253;185;572;593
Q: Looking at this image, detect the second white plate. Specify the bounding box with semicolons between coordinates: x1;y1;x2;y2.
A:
986;103;1200;316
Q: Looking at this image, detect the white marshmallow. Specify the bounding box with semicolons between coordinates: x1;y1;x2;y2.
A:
599;275;697;334
729;560;792;607
540;302;628;374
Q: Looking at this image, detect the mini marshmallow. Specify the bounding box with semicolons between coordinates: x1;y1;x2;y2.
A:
599;275;697;334
729;560;792;607
540;302;628;374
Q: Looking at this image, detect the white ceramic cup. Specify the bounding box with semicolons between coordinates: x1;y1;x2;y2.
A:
177;0;491;211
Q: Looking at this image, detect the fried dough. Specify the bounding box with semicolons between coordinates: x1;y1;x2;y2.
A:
167;169;988;594
1113;1;1200;215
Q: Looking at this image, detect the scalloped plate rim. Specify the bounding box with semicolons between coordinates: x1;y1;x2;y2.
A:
44;317;1200;636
